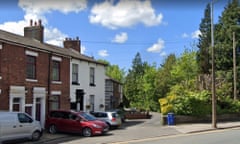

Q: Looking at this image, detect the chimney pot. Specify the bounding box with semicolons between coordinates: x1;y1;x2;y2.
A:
38;19;42;26
30;19;33;26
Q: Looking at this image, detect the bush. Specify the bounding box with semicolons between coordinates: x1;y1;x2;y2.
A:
172;90;211;117
217;96;240;114
159;95;175;115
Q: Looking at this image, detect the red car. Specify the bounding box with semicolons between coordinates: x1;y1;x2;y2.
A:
45;110;109;137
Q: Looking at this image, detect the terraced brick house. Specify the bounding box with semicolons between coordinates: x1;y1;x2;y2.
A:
0;20;107;127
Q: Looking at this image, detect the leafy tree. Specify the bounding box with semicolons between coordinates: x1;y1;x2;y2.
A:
124;52;145;109
106;65;125;83
155;54;176;99
170;49;198;90
215;0;240;71
197;3;211;74
142;62;157;111
98;59;125;83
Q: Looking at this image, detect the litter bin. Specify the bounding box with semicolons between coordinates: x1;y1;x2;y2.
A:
167;113;174;125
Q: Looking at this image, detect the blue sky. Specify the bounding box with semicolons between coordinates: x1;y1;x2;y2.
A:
0;0;228;70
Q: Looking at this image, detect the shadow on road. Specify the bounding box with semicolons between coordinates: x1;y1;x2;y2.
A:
121;120;145;128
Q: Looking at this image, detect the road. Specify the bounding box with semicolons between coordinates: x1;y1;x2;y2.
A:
61;112;179;144
117;128;240;144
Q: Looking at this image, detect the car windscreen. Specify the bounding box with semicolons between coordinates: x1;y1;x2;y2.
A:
79;113;96;121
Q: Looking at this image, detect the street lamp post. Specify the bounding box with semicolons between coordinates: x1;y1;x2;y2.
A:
211;0;217;129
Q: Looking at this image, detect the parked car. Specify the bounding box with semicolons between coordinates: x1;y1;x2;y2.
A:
90;111;122;128
111;109;126;123
0;111;42;143
45;110;109;137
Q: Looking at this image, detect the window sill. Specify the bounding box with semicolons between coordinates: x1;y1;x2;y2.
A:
26;79;38;82
72;82;80;85
89;83;96;87
52;81;62;84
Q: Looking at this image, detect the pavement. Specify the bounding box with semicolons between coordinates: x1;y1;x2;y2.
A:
22;112;240;144
172;121;240;134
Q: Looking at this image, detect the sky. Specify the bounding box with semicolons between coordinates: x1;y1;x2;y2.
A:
0;0;228;71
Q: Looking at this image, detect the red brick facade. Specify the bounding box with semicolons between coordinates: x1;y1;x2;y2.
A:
0;43;70;110
0;21;70;127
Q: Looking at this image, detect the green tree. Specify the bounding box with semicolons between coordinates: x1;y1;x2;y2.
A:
170;49;198;90
106;65;125;83
124;53;145;108
142;62;157;111
155;54;176;99
215;0;240;71
98;59;125;83
197;3;211;74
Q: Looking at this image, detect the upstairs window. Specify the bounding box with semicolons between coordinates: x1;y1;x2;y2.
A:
72;63;79;84
90;67;95;86
52;61;60;81
26;55;36;79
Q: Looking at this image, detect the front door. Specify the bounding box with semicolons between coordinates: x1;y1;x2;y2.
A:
35;98;41;121
90;95;95;111
76;89;84;111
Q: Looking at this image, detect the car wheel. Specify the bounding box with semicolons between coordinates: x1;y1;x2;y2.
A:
32;131;41;141
82;127;92;137
49;125;57;134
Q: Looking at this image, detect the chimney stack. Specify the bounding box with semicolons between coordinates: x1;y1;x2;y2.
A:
24;19;44;43
63;37;81;54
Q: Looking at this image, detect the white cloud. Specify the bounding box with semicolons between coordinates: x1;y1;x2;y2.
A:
45;28;67;46
89;0;163;29
19;0;87;15
112;32;128;43
160;51;167;57
191;30;201;39
81;45;86;54
0;20;27;36
181;33;189;38
98;49;109;57
0;0;87;47
147;38;165;53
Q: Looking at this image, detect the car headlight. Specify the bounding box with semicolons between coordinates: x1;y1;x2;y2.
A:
92;124;102;128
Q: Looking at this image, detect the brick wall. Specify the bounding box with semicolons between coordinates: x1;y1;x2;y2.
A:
0;42;70;111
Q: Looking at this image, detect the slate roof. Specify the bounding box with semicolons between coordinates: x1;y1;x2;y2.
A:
0;29;107;66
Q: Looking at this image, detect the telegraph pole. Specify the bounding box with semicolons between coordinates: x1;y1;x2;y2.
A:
211;0;217;128
233;32;237;100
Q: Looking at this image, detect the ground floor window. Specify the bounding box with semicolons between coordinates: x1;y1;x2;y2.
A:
13;97;21;111
49;95;59;110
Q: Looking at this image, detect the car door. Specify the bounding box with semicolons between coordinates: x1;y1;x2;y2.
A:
68;113;82;133
59;112;81;133
16;113;35;138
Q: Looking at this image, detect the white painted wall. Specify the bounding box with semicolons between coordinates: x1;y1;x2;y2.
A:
70;58;106;112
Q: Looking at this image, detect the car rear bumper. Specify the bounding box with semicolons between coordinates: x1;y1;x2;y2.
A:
92;126;109;135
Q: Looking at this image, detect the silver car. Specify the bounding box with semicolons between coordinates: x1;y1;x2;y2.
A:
90;111;122;128
0;112;42;143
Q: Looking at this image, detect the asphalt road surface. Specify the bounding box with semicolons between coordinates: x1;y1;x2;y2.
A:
118;127;240;144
